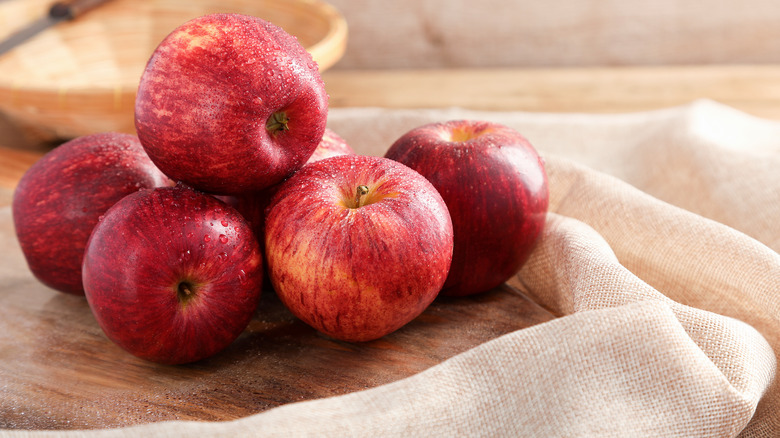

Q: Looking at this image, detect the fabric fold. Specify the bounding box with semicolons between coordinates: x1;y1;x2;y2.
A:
514;213;775;429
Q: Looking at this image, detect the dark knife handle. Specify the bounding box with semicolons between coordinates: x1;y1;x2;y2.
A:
48;0;112;20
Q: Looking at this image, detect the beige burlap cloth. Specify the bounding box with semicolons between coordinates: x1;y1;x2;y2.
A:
5;99;779;437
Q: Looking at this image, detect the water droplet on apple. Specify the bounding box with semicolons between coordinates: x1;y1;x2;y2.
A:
219;234;228;244
221;219;229;227
203;235;211;243
238;269;247;283
187;232;194;239
216;252;228;262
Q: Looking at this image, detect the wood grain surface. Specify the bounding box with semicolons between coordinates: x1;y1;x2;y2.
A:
0;207;554;430
322;65;780;120
326;0;780;69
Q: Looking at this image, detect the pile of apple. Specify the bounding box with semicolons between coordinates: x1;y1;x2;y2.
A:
12;14;548;365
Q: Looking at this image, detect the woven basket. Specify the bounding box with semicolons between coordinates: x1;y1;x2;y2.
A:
0;0;347;140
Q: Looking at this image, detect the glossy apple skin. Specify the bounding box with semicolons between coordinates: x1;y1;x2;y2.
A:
12;133;170;295
265;155;454;342
82;185;263;364
220;128;355;237
305;128;354;164
135;13;328;195
384;120;549;296
219;129;354;291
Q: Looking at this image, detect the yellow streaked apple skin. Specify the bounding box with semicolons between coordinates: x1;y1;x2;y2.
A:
264;155;453;342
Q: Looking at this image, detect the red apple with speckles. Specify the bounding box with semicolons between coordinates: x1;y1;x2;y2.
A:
134;13;328;195
220;127;355;236
264;155;453;342
82;184;263;364
12;132;170;295
384;120;548;296
219;128;354;292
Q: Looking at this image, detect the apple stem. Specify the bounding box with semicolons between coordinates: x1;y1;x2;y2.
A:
354;185;370;208
180;284;193;296
177;281;196;305
266;112;290;134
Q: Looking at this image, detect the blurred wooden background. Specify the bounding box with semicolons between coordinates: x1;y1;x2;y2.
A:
326;0;780;69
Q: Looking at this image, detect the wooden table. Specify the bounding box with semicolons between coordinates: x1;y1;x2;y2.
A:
1;66;779;430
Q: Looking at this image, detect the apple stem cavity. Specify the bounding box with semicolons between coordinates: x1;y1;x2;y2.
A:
266;111;290;134
176;281;197;306
448;125;491;143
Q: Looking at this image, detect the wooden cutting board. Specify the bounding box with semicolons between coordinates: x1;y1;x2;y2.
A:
0;207;555;431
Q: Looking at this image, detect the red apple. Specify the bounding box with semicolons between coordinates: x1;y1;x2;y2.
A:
82;184;263;364
264;155;453;342
134;13;328;195
219;127;355;237
384;120;548;296
305;128;354;164
12;132;170;295
219;128;355;283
